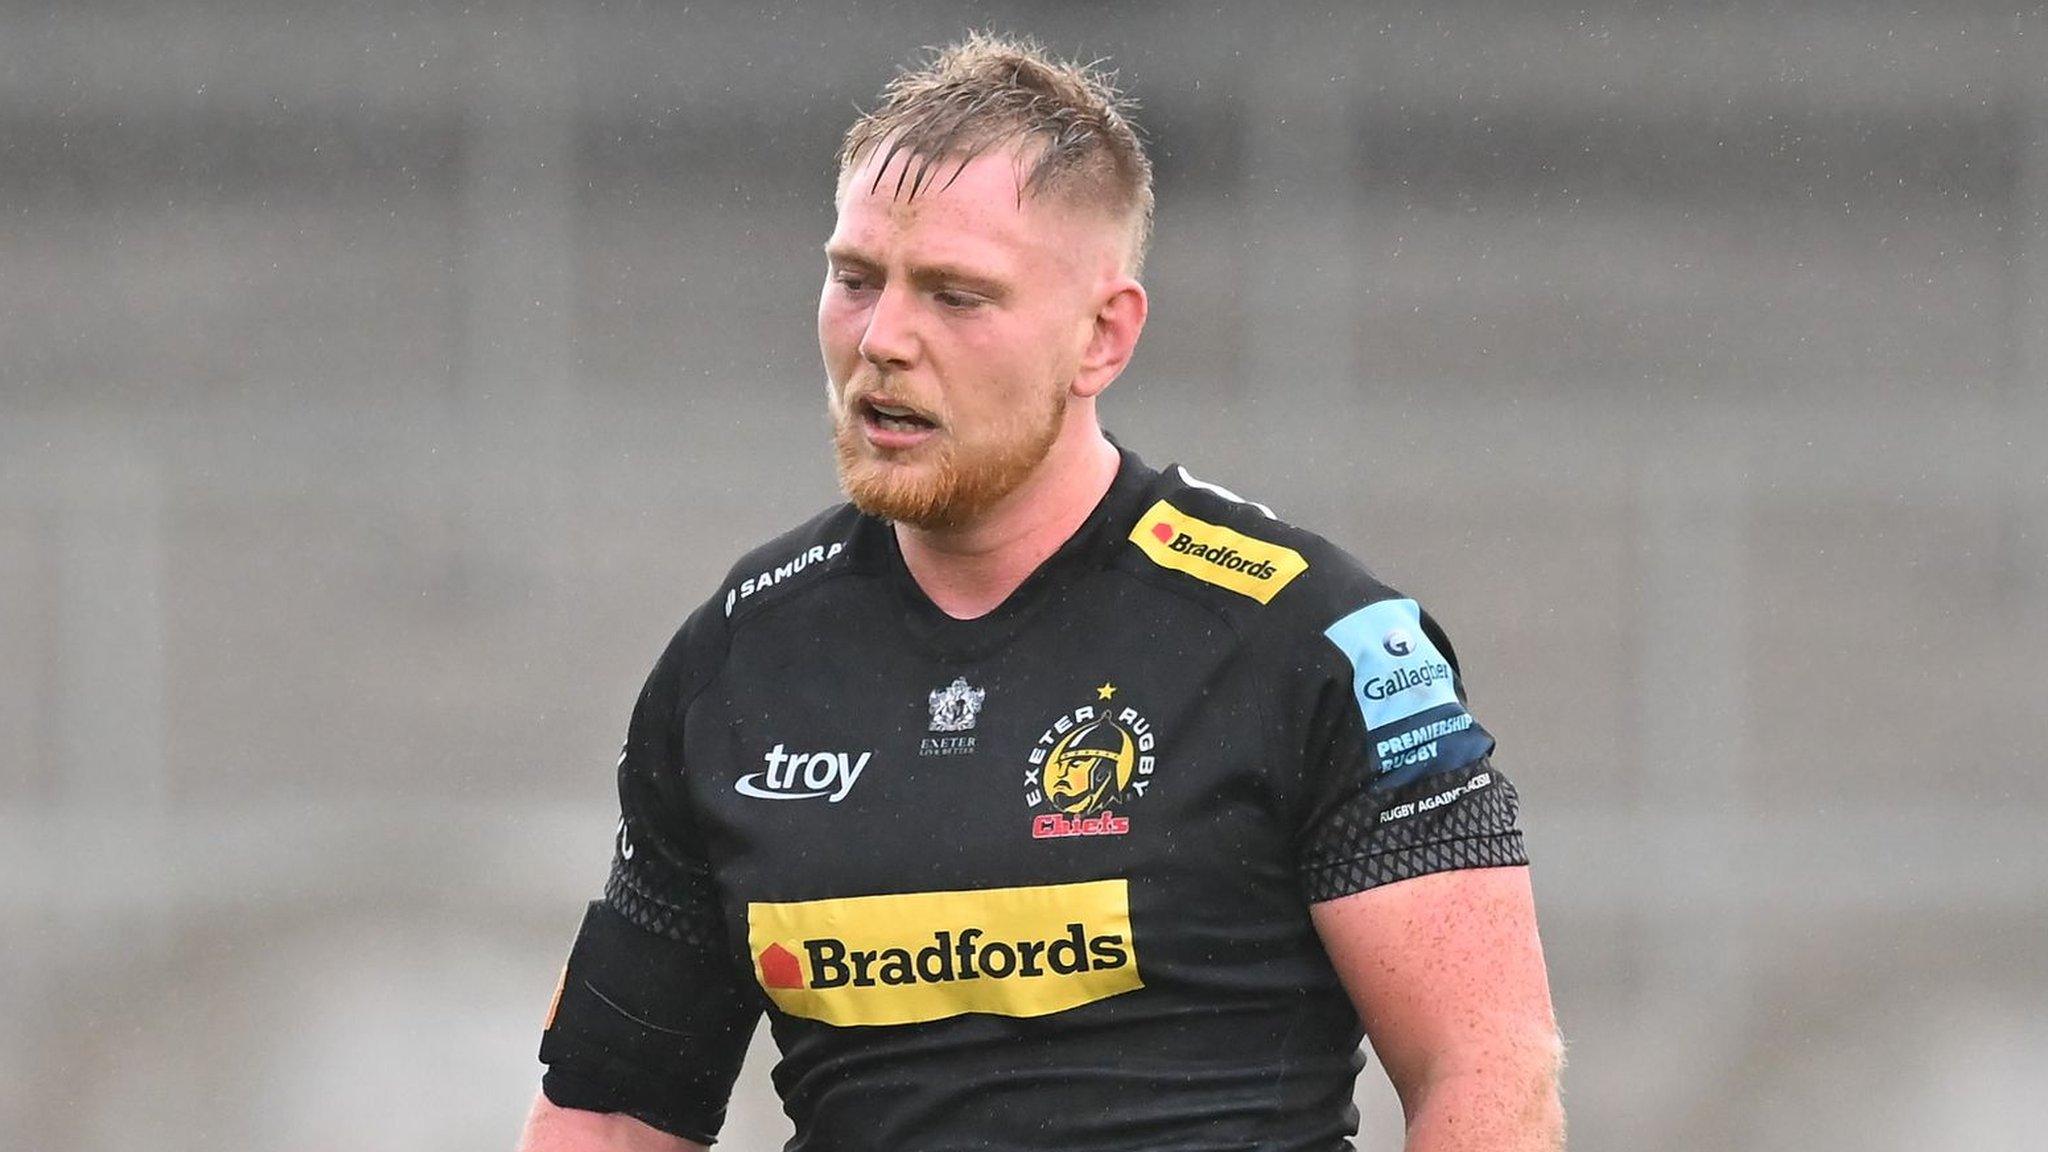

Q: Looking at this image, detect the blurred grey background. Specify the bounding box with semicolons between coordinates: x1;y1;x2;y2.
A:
4;1;2045;1149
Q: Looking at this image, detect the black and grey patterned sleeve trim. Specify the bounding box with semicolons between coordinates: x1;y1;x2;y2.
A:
1299;767;1528;903
604;850;726;950
1302;830;1527;902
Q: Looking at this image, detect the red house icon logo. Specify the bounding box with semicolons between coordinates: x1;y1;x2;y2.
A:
758;942;804;989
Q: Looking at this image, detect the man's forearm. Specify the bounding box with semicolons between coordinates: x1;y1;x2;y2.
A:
516;1092;711;1152
1400;1065;1564;1152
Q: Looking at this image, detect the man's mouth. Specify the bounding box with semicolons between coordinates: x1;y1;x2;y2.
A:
859;397;938;434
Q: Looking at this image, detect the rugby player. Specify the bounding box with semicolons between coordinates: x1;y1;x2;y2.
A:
519;32;1563;1152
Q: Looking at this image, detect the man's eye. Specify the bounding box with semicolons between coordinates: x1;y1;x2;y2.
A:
934;289;984;310
833;272;872;292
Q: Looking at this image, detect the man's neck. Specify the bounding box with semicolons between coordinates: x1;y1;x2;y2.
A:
894;428;1122;620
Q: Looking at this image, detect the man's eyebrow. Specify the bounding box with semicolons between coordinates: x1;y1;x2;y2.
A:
907;263;1008;297
823;243;877;267
822;246;1008;296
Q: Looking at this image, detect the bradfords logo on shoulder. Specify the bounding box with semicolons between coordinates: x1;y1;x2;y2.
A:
1024;687;1156;839
1127;499;1308;604
747;879;1141;1026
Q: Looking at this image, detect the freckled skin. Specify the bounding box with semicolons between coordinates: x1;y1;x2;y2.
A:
1311;868;1566;1150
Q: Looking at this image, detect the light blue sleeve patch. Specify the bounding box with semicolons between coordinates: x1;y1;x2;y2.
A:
1323;599;1463;733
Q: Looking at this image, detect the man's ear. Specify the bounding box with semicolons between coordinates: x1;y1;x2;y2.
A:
1073;277;1148;399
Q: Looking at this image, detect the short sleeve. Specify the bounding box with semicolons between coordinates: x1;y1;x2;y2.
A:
538;600;761;1144
1293;596;1527;902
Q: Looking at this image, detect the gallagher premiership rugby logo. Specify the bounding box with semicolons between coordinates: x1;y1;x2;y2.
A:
1023;683;1157;839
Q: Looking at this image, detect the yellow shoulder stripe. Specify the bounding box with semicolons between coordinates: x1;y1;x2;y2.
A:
1127;499;1308;604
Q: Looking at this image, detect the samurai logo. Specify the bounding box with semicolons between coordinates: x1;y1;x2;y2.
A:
928;677;986;733
1024;685;1157;839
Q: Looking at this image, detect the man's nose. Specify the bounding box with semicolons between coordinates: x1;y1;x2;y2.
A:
858;283;917;368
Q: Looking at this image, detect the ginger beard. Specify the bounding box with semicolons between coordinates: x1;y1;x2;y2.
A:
831;374;1069;530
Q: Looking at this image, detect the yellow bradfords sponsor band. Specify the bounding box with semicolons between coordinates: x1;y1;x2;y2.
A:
1128;499;1308;604
748;879;1141;1027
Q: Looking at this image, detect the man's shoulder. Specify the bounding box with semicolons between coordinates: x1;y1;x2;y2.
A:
632;505;866;705
711;502;869;625
1119;462;1403;634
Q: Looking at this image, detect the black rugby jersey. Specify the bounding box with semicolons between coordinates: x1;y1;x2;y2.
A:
539;446;1525;1150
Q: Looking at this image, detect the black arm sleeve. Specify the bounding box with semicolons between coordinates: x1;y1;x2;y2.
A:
538;600;760;1144
1293;596;1527;902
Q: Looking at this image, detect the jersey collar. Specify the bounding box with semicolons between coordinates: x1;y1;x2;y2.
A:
851;440;1160;661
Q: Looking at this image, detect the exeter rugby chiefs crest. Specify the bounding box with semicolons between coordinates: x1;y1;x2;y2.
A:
1023;683;1157;839
921;677;985;758
928;677;985;732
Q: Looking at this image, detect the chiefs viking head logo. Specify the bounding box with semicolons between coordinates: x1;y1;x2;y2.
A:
1026;690;1158;839
1043;717;1137;816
